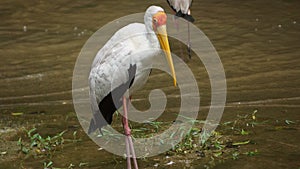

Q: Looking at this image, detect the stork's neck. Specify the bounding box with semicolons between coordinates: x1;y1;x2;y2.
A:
144;12;158;45
146;30;158;46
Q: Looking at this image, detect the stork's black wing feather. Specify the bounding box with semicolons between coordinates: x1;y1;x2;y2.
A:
88;64;137;134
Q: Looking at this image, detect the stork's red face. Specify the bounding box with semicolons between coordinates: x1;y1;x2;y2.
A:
152;11;167;31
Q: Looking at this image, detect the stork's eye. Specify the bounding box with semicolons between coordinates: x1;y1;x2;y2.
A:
153;18;158;25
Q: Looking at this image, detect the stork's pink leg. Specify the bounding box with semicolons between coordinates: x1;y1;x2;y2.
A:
124;135;131;169
122;96;138;169
128;136;138;169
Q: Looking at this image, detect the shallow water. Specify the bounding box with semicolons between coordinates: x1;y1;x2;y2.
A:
0;0;299;168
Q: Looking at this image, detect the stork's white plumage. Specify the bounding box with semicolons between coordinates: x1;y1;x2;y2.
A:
88;6;177;169
90;23;158;103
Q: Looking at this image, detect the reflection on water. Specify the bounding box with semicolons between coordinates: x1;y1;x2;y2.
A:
0;0;299;168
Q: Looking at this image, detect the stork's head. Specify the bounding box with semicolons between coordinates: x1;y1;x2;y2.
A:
145;6;177;87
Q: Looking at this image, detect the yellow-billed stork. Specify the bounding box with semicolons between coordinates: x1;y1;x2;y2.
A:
88;6;177;169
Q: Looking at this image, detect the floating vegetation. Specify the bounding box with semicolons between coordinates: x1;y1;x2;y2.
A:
285;120;295;125
17;128;82;168
243;149;259;156
11;112;24;116
127;110;263;168
17;128;67;158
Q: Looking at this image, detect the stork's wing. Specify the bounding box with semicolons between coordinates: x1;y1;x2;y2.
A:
90;23;148;102
88;64;137;134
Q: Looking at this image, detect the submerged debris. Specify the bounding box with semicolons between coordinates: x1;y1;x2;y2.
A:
165;161;175;166
23;26;27;32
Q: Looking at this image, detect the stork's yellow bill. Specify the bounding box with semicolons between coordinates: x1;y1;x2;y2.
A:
153;12;177;87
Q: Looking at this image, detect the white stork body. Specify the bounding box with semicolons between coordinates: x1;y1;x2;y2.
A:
90;23;159;103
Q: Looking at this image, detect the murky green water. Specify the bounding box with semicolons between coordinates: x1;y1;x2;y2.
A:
0;0;299;168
